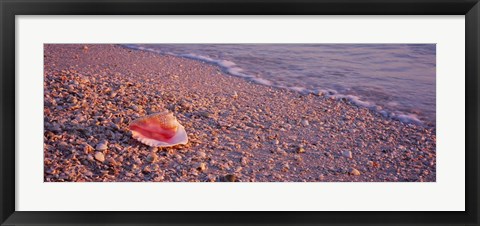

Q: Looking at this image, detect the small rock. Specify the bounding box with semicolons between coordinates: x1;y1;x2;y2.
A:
232;91;238;99
294;155;302;161
96;143;108;151
99;140;109;145
342;150;352;158
80;77;89;84
131;105;139;111
301;119;309;126
197;151;207;159
174;154;182;160
276;148;288;156
58;141;69;151
240;157;248;166
94;152;105;162
235;166;243;172
224;174;237;182
68;97;78;104
367;161;374;167
179;101;192;111
206;174;216;182
87;154;94;161
350;168;361;176
83;144;94;154
196;162;206;171
297;146;306;153
367;161;380;168
51;124;62;133
106;157;118;166
198;111;211;118
146;153;157;163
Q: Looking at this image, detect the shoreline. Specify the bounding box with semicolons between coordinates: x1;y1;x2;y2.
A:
123;44;435;127
44;44;436;182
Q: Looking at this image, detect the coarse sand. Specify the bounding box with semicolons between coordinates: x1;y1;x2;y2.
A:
44;44;436;182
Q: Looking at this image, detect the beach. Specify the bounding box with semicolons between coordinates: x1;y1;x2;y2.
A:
44;44;436;182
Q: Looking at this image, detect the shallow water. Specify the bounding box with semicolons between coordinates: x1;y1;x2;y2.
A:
124;44;436;126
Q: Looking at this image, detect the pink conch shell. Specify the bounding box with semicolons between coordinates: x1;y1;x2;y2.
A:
129;111;188;147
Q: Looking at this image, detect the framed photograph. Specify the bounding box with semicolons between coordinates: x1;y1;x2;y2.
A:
1;0;479;225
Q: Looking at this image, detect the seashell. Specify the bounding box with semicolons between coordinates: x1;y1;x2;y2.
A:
129;111;188;147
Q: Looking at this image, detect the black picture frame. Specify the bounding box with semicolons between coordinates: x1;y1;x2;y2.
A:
1;0;479;225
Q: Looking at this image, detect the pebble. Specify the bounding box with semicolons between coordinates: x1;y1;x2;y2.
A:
342;150;353;158
235;166;243;172
174;154;182;160
83;144;94;154
297;146;306;153
197;151;207;159
51;124;62;132
224;174;237;182
87;154;94;161
198;111;211;118
146;153;157;163
240;157;248;166
294;155;302;161
206;174;216;182
58;141;69;151
350;168;361;176
301;119;309;126
196;162;206;171
276;148;288;156
324;152;334;159
80;77;89;84
94;152;105;162
96;143;108;151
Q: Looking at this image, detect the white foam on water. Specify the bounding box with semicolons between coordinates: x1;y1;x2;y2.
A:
180;53;253;78
333;94;375;108
395;113;423;125
251;77;273;86
290;86;309;94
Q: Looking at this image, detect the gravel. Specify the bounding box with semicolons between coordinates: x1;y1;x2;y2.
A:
43;44;436;182
94;152;105;162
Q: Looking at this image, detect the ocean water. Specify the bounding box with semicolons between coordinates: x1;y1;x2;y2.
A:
124;44;436;126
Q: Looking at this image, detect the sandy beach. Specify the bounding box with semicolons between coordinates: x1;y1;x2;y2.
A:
44;44;436;182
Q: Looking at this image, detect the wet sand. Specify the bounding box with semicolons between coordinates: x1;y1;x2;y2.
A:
44;44;436;182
